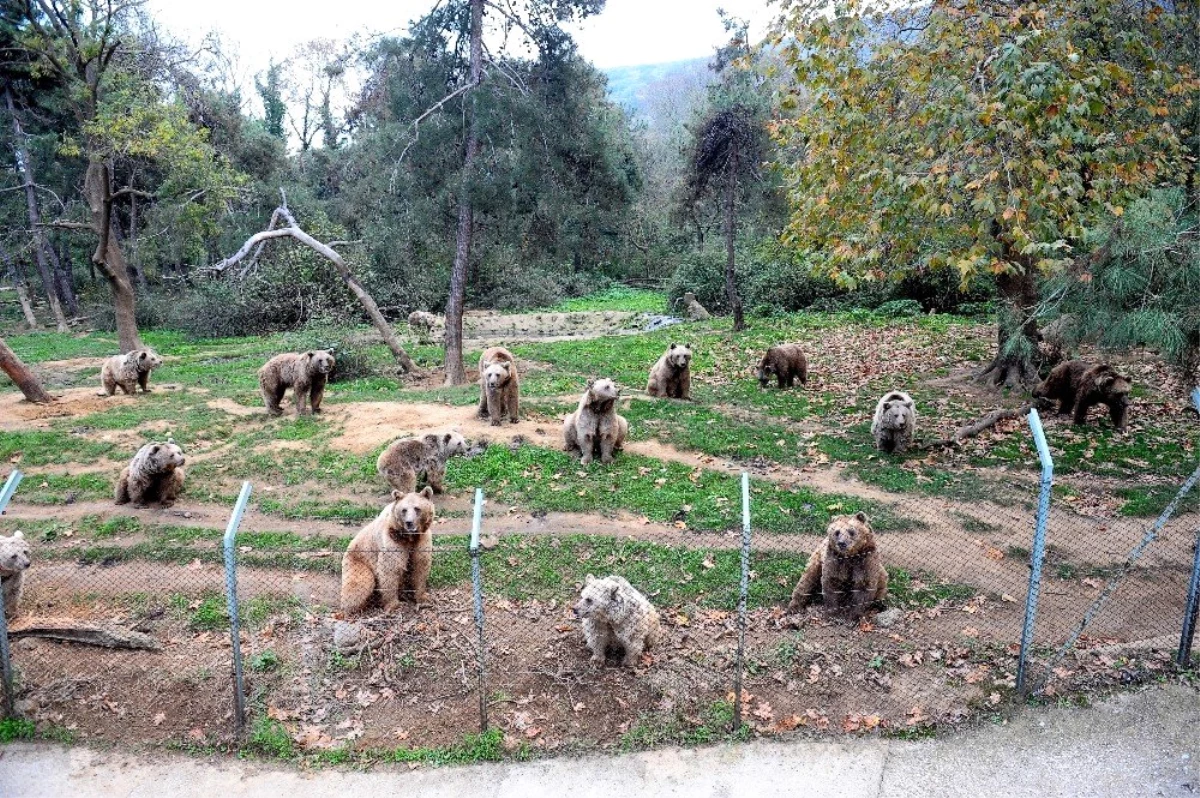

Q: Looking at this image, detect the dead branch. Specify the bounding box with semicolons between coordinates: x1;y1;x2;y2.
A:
200;195;425;376
8;620;161;650
389;81;475;189
0;336;52;403
918;404;1033;450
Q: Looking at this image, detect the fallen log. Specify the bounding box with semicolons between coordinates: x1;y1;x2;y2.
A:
8;621;160;651
918;403;1033;451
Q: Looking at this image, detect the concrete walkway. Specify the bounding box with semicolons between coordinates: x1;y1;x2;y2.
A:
2;684;1197;797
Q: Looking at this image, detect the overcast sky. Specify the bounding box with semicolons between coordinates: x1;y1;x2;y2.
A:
148;0;777;75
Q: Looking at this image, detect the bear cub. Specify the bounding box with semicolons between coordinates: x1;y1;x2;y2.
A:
377;431;469;494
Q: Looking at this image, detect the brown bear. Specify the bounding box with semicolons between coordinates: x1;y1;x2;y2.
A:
258;350;336;417
1032;359;1131;432
757;344;808;389
114;441;186;508
563;378;629;465
477;346;520;426
0;530;31;621
407;310;444;345
574;574;661;668
871;390;916;454
376;431;469;494
646;343;693;400
787;511;888;619
340;487;435;615
100;347;163;396
682;292;711;321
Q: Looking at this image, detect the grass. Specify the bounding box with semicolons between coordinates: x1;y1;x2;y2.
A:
0;718;36;743
1115;484;1200;517
538;286;666;314
619;700;747;751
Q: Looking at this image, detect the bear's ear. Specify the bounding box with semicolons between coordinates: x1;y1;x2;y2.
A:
854;511;868;523
391;489;403;501
419;486;434;500
304;351;315;359
669;343;677;350
883;401;893;411
150;444;161;454
586;378;595;388
584;573;596;584
443;433;453;445
138;351;148;361
609;584;621;600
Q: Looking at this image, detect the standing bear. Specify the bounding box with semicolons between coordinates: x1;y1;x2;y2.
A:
0;530;31;621
100;347;163;396
646;343;693;400
341;487;435;615
757;343;808;389
477;346;520;426
563;378;629;465
573;574;661;668
871;390;917;454
787;511;888;619
1032;359;1131;432
258;350;336;417
114;441;186;508
376;431;469;494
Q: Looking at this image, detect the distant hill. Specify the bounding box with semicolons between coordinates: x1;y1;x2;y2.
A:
602;58;712;115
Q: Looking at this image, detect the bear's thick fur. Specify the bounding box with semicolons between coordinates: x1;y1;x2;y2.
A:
871;390;916;453
0;530;31;621
100;348;163;396
258;350;335;416
787;512;888;619
477;346;520;426
114;441;186;508
1033;359;1131;432
682;292;711;321
376;431;469;494
646;343;693;400
757;344;808;389
573;574;661;668
563;378;629;465
341;488;435;614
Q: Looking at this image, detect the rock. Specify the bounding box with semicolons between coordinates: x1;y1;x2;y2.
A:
874;608;903;628
332;620;365;653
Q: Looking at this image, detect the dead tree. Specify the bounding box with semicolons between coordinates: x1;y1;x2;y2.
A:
205;194;424;376
0;337;51;403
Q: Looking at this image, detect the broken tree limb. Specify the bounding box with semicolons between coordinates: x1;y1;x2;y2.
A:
8;621;160;650
918;404;1033;451
202;197;425;377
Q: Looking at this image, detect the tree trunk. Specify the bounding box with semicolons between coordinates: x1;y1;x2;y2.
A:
6;88;68;332
0;241;38;329
443;0;484;387
724;153;745;332
48;233;77;317
83;159;142;352
128;188;148;291
0;337;51;403
977;266;1041;389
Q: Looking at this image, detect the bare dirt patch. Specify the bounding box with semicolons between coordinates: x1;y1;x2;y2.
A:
323;400;562;455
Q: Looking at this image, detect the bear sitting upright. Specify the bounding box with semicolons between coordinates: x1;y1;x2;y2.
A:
0;530;31;621
573;574;661;668
787;512;888;620
114;441;186;508
341;488;435;615
646;343;693;400
563;378;629;465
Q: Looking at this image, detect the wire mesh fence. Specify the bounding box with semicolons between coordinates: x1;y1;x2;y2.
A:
2;405;1200;752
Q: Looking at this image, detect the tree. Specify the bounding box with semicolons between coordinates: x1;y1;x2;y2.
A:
0;337;51;403
14;1;243;351
771;0;1198;387
685;106;767;332
256;62;288;142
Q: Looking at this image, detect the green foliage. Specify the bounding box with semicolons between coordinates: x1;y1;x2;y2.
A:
1045;189;1200;378
386;728;508;765
539;286;664;313
772;0;1198;291
249;650;282;673
248;717;296;759
0;718;36;743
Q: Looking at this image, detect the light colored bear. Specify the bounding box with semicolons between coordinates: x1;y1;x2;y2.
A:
340;488;435;615
646;343;693;400
376;431;469;494
100;348;163;396
563;378;628;465
114;441;186;508
573;574;661;668
258;350;336;416
0;530;31;621
871;390;916;454
407;311;445;345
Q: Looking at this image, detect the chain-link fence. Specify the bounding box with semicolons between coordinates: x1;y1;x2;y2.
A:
2;404;1199;751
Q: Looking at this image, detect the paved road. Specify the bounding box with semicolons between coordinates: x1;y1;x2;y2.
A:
2;684;1197;797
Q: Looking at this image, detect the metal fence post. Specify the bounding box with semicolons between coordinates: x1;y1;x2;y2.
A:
733;472;751;731
223;481;252;734
0;469;23;718
1017;409;1054;694
469;488;487;732
1176;388;1200;668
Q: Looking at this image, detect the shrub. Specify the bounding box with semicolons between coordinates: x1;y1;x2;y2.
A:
874;299;924;318
282;319;388;383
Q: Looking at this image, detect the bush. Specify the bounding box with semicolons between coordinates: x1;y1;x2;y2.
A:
873;299;924;318
282;319;388;383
